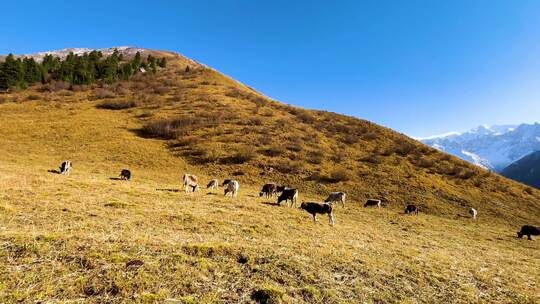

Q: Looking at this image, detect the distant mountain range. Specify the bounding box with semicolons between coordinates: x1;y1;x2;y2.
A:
501;150;540;188
420;123;540;172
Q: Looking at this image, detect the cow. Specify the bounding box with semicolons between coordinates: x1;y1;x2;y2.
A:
277;188;298;207
300;202;335;226
324;192;346;208
364;199;381;208
59;160;72;175
404;204;419;215
207;179;219;190
276;185;288;193
224;180;239;198
259;183;277;198
183;174;199;193
517;225;540;240
469;207;478;220
221;179;232;187
119;169;131;181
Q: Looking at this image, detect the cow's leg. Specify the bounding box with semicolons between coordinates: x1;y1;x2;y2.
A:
312;214;317;223
528;235;532;240
329;213;334;225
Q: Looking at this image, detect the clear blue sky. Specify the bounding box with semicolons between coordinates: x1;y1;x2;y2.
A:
2;1;540;137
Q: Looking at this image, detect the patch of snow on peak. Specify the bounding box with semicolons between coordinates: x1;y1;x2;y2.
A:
414;131;461;140
461;150;489;169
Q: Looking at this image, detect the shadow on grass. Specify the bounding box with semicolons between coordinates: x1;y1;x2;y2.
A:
109;177;124;181
156;188;180;192
48;169;61;174
262;201;279;207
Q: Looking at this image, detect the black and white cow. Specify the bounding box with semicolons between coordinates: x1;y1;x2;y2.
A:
59;160;72;175
277;188;298;207
120;169;131;181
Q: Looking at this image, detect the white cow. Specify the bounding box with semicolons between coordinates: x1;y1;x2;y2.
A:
183;174;199;193
324;192;346;208
469;207;478;220
224;180;239;198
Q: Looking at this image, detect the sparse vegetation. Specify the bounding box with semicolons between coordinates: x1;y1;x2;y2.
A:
0;49;538;303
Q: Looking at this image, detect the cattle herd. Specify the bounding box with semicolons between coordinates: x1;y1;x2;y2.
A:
54;160;539;239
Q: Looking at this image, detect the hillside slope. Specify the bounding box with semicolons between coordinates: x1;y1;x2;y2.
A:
502;150;540;189
0;48;539;303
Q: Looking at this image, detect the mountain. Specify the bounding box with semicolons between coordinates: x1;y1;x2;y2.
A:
0;47;539;303
420;123;540;171
502;150;540;189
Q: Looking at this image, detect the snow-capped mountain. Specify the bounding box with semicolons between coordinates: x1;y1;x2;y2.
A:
420;123;540;171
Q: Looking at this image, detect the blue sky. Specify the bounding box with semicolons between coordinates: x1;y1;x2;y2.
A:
2;1;540;137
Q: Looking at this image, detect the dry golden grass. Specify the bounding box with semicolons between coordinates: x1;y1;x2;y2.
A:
0;51;539;303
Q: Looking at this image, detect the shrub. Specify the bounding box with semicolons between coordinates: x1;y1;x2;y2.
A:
360;154;382;164
96;100;138;110
275;160;303;174
307;151;324;164
71;84;90;92
343;134;360;145
140;117;198;139
290;108;316;124
393;140;415;156
92;88;116;99
412;156;434;168
260;145;286;157
328;168;350;183
362;132;378;140
222;148;256;164
26;94;40;101
286;144;302;152
153;85;170;95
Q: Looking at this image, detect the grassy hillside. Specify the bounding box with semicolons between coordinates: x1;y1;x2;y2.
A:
0;49;539;303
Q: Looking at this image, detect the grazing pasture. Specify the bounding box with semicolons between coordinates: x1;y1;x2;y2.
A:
0;50;538;303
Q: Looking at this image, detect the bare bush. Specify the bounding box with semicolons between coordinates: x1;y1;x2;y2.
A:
97;100;138;110
93;88;116;99
140;117;199;139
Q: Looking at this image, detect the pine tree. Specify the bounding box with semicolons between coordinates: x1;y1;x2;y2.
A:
147;55;157;73
132;52;142;71
157;57;167;68
2;54;24;88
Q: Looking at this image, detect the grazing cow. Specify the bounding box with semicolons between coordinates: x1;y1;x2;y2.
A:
324;192;346;208
59;160;72;175
207;179;219;190
277;188;298;207
364;199;381;208
259;183;277;198
224;180;239;197
404;204;419;215
119;169;131;181
300;202;335;226
469;207;478;220
183;174;199;193
517;225;540;240
276;185;287;193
